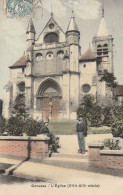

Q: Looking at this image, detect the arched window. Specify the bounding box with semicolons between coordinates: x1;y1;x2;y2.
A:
97;44;102;48
17;82;25;92
44;33;59;43
36;53;43;61
97;44;102;56
15;94;25;105
97;50;102;55
82;84;91;93
57;50;64;58
103;44;108;47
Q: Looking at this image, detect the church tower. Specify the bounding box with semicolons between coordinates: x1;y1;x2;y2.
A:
93;6;114;74
26;18;36;48
93;6;114;106
66;11;80;72
63;11;80;118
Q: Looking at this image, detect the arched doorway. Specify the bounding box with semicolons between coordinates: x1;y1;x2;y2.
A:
36;79;62;120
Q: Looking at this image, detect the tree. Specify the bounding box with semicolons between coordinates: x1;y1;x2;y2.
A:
102;106;113;127
0;116;6;135
99;70;118;89
0;99;3;116
77;94;103;127
6;116;24;136
12;94;29;120
111;105;123;138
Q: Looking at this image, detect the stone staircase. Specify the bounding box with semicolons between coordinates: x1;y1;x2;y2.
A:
41;153;89;171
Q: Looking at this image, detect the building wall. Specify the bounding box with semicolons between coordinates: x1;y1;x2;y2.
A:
79;61;97;98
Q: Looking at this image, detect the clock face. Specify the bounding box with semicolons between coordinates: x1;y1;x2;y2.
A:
49;23;54;29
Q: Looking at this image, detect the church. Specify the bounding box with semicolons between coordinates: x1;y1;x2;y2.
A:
3;9;114;120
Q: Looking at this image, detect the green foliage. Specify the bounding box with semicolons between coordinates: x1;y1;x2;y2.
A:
49;120;76;135
77;94;103;127
0;116;6;135
111;106;123;138
48;134;60;157
6;95;43;136
102;106;113;127
6;116;24;136
12;94;29;120
89;105;104;127
99;70;118;89
23;119;43;136
0;99;3;116
104;139;121;150
91;126;111;134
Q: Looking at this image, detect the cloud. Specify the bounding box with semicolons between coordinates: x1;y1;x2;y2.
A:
42;0;101;20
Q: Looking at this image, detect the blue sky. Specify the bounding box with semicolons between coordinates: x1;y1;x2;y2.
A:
0;0;123;99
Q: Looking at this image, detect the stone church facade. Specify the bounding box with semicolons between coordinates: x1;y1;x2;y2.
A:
3;11;114;120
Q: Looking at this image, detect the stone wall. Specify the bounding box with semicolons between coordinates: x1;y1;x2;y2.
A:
88;143;123;170
0;135;49;160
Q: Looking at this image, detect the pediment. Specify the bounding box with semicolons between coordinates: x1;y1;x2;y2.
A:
36;17;66;44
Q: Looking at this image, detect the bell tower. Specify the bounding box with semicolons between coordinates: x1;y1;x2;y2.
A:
93;6;114;74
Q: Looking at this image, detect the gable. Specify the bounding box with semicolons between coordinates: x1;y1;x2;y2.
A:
36;17;66;44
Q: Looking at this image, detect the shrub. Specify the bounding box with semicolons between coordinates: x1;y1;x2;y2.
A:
89;105;103;127
77;95;103;127
48;134;61;157
102;106;113;127
111;106;123;138
23;119;43;136
6;116;24;136
0;116;6;135
104;139;121;150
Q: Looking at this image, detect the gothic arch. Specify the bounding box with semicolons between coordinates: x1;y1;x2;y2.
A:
36;79;62;120
37;78;62;97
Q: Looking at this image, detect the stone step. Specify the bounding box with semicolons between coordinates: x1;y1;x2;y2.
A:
42;156;89;171
52;152;88;159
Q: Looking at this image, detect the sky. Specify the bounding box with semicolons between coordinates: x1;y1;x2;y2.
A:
0;0;123;100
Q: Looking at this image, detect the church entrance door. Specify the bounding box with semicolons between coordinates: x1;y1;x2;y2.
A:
37;79;62;120
42;97;60;120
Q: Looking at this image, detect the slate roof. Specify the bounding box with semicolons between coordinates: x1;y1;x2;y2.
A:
80;46;96;61
26;19;36;34
9;55;27;68
114;85;123;96
67;12;79;32
97;17;108;37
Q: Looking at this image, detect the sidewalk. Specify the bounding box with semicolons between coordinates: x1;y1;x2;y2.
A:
0;134;122;195
0;156;122;195
58;134;113;153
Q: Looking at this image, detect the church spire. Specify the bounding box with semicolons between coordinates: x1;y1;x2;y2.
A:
102;0;104;18
97;2;108;37
51;1;53;17
26;18;35;34
67;11;79;32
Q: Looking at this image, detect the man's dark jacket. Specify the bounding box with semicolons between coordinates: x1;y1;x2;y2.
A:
76;120;88;137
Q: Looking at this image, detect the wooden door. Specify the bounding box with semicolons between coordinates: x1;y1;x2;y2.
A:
52;97;60;120
42;97;60;120
42;97;50;120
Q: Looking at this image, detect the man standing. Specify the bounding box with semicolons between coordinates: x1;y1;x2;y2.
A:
76;115;88;154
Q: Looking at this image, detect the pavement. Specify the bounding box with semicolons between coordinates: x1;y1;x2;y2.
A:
0;134;123;195
58;134;113;154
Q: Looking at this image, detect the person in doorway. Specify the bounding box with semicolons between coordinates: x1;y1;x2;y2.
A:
76;115;88;154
